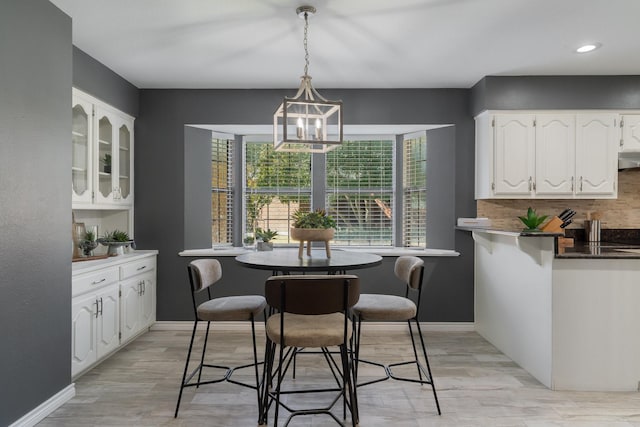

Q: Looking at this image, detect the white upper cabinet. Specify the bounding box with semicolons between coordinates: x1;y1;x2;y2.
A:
72;88;134;209
493;114;535;196
575;114;618;196
620;115;640;152
535;114;575;196
475;111;619;200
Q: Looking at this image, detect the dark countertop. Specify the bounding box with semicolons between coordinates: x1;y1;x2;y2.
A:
556;228;640;259
457;226;640;259
556;242;640;259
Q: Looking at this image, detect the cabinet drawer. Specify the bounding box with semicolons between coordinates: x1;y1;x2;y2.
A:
73;267;119;297
120;257;156;280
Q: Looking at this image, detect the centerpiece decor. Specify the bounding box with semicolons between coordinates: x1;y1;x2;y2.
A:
98;229;134;255
518;207;548;232
291;208;336;258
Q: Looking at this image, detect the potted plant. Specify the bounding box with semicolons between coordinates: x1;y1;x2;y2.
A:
290;208;337;258
98;229;133;255
255;227;278;251
79;229;98;257
518;207;548;232
243;235;255;249
102;153;112;174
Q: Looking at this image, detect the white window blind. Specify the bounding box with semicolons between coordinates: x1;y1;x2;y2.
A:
211;137;233;244
402;132;427;247
326;139;394;246
244;141;311;244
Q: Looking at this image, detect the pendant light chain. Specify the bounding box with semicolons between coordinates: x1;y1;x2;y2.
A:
303;11;310;77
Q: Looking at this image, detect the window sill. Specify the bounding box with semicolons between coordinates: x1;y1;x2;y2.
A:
179;246;459;257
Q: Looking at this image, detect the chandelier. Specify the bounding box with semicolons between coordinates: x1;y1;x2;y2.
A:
273;6;343;153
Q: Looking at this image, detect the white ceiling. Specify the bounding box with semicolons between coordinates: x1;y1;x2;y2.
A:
50;0;640;90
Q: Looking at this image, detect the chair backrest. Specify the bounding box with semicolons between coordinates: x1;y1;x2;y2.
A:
265;275;360;315
188;258;223;293
394;256;424;290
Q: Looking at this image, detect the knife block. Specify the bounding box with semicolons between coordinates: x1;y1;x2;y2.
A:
541;216;564;233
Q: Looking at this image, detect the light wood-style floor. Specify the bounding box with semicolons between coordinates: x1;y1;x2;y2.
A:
40;327;640;426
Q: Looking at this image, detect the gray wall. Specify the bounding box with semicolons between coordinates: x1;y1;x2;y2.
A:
426;126;456;250
136;89;477;322
471;76;640;116
73;46;139;117
184;126;214;249
0;1;72;424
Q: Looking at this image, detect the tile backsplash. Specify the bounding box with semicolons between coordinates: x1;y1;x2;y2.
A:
477;169;640;230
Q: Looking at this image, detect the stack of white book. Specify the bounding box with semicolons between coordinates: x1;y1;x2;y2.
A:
457;218;491;227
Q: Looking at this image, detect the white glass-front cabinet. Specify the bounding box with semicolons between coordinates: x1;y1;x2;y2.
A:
72;94;94;205
72;88;134;208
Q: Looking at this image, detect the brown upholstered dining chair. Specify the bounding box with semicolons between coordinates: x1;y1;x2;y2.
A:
351;255;441;415
174;258;267;419
260;274;360;426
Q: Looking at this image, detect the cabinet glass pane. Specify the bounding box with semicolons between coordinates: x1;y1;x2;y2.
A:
119;124;130;199
72;104;89;196
98;116;113;198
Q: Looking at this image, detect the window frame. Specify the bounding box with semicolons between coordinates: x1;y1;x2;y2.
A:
225;132;428;248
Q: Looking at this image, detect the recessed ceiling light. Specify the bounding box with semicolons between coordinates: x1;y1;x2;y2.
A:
576;43;602;53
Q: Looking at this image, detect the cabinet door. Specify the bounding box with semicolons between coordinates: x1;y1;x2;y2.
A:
494;114;535;196
94;106;118;204
114;117;134;206
71;293;97;377
575;114;618;196
120;278;142;343
72;95;93;205
535;114;575;196
621;115;640;152
139;274;156;329
96;285;120;359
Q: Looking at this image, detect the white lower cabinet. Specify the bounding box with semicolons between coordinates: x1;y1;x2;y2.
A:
72;251;157;378
120;257;156;343
71;283;119;377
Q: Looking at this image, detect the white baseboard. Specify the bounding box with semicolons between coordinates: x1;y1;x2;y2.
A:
10;384;75;427
151;320;474;332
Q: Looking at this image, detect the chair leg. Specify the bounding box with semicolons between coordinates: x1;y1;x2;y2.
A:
414;319;441;415
354;317;390;388
175;320;199;418
259;337;275;425
196;321;212;387
340;344;358;426
274;340;286;427
406;320;424;382
249;316;263;423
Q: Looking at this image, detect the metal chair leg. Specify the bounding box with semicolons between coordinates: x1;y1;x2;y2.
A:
174;319;199;418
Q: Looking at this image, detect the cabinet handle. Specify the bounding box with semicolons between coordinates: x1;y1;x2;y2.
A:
92;278;106;285
532;181;536;191
138;281;143;296
580;176;583;192
94;300;99;318
141;280;146;295
528;176;532;192
136;265;146;271
571;176;574;191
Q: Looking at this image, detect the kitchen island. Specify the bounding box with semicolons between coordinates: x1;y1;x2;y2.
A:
464;227;640;391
